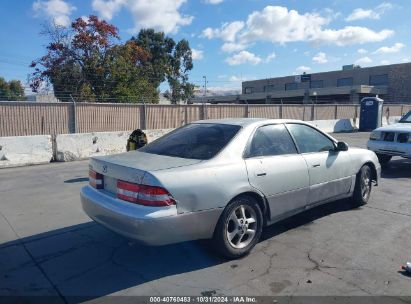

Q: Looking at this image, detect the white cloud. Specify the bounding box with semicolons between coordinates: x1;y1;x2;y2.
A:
92;0;125;20
225;51;262;65
92;0;193;34
313;27;393;46
265;52;276;63
295;66;311;74
202;21;244;42
402;58;410;63
204;0;224;4
380;60;390;65
346;2;393;22
202;6;394;48
358;48;368;54
221;42;248;53
355;56;372;65
32;0;76;27
312;52;328;64
191;48;204;60
239;6;329;44
373;42;405;54
229;75;242;82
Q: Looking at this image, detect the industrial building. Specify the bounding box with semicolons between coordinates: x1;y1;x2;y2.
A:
194;62;411;104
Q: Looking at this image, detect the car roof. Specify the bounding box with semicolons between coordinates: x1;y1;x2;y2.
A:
193;118;302;128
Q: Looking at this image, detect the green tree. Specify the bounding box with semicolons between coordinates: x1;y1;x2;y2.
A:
132;30;195;103
167;40;194;103
0;77;26;101
8;80;25;100
0;77;10;101
30;16;158;103
132;29;175;88
31;16;194;104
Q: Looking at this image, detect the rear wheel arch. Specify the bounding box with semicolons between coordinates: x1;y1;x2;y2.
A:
213;191;268;237
228;192;269;225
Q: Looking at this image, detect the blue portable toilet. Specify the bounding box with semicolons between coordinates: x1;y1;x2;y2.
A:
359;97;384;131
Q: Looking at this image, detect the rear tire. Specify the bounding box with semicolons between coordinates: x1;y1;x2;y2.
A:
351;165;372;207
213;195;263;259
376;153;392;165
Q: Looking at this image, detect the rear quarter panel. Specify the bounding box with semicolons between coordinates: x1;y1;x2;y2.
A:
146;159;253;213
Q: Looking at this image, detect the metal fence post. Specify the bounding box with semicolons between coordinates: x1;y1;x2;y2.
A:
245;104;249;118
68;101;77;133
140;103;147;130
334;105;338;119
311;104;315;121
279;103;283;119
201;103;207;120
69;95;77;133
184;105;188;125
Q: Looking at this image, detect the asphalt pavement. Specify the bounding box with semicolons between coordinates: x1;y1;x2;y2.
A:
1;131;411;302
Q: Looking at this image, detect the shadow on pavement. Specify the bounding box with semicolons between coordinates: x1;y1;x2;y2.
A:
0;221;224;302
64;177;89;184
261;198;357;242
381;158;411;179
1;198;362;302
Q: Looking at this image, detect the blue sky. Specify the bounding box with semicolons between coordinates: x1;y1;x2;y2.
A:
0;0;410;95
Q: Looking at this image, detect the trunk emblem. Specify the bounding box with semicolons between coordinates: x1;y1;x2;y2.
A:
102;165;107;173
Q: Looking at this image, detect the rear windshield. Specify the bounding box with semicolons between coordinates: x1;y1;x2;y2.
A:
139;123;241;160
399;111;411;123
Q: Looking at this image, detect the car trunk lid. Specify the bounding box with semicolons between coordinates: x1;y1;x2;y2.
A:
89;151;203;194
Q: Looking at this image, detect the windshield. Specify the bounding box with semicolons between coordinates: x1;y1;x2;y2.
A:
139;123;242;160
399;111;411;123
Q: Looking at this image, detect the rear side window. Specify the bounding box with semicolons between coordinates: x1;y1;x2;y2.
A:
139;123;241;160
246;124;297;157
287;123;335;153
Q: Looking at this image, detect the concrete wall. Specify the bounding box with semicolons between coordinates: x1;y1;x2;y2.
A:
55;129;174;162
309;119;358;133
382;116;402;126
0;135;53;168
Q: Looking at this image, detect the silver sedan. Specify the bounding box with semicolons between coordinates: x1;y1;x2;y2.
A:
81;118;381;258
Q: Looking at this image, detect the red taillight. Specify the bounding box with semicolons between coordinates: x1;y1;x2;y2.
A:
89;169;104;189
116;180;176;207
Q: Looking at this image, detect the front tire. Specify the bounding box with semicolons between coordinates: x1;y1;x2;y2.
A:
351;165;372;207
376;153;392;165
214;195;263;259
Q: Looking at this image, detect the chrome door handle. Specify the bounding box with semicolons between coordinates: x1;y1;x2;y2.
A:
312;164;321;168
256;173;267;176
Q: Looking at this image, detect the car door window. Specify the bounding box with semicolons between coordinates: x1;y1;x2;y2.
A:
247;124;297;157
287;124;335;153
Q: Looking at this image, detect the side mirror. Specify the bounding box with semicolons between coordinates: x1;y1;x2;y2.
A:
336;141;349;151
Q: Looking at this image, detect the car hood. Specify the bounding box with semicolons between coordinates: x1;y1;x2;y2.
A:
91;151;203;172
374;123;411;133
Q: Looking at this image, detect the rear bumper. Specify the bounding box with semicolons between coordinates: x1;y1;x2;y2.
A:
80;186;223;245
367;140;411;158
